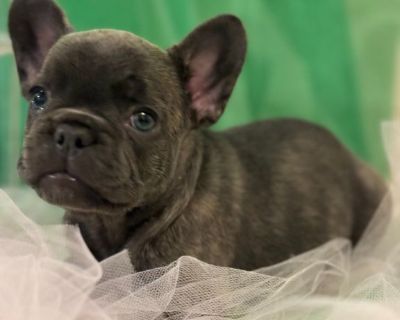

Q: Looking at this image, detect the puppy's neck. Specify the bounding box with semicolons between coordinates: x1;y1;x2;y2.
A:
64;132;205;261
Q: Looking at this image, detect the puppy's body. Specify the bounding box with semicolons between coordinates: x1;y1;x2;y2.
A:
9;0;386;271
66;119;384;270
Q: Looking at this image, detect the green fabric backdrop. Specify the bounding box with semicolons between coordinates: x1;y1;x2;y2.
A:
1;0;399;185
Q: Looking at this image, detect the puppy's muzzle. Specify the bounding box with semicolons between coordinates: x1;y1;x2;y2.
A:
44;109;109;158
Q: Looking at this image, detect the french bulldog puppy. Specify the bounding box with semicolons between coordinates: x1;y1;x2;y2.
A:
9;0;386;271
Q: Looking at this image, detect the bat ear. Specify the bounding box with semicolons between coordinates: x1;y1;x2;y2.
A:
8;0;73;94
169;15;247;127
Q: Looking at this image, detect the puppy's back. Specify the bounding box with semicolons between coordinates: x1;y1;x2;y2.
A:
220;118;386;267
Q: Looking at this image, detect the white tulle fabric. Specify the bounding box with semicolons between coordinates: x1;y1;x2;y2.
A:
2;123;400;320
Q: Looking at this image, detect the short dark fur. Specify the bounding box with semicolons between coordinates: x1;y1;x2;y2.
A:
9;0;386;271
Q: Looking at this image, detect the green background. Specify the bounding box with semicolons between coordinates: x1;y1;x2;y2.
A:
1;0;400;185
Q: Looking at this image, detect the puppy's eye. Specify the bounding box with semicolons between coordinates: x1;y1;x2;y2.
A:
29;86;47;111
130;111;156;131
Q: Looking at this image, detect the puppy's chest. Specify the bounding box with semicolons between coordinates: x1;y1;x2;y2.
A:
127;203;243;271
65;212;129;260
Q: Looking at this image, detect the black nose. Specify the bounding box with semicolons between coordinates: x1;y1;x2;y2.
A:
54;123;96;156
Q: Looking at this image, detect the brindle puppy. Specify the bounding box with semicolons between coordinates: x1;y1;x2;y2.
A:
8;0;386;271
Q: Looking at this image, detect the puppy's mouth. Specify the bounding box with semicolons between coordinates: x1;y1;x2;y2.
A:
20;107;139;214
37;171;124;213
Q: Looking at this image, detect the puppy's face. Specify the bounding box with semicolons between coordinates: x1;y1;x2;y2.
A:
8;0;246;214
18;31;188;213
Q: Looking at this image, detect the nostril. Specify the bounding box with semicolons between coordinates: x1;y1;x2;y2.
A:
75;137;83;149
56;132;65;147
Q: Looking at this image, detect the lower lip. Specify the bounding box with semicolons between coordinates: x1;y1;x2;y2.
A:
39;173;87;195
38;172;100;205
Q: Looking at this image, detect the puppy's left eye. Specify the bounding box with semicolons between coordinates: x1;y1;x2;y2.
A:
130;111;156;131
29;86;47;111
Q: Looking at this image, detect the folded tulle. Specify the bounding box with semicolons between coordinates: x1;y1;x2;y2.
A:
1;122;400;320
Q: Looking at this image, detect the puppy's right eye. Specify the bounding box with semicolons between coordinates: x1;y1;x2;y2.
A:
29;86;47;112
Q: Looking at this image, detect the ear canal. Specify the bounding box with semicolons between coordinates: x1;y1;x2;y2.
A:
169;14;247;127
8;0;73;95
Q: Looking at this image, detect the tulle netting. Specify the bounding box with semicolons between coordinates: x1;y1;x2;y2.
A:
1;122;400;320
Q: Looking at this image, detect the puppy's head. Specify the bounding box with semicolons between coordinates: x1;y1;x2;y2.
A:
8;0;246;214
